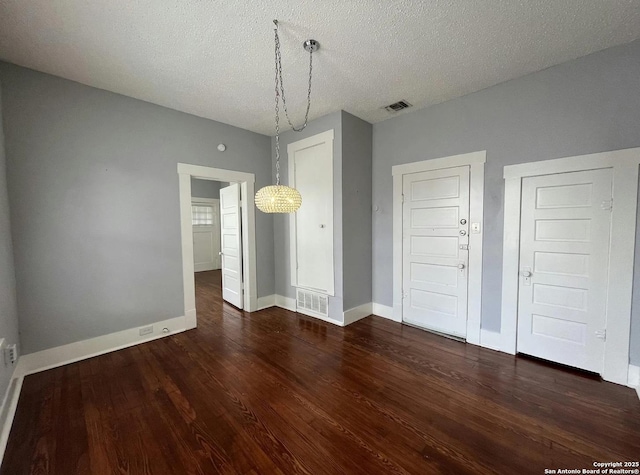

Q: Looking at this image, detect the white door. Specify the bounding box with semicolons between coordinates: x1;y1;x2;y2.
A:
402;166;470;338
289;132;334;295
192;200;220;272
517;169;612;373
219;184;243;309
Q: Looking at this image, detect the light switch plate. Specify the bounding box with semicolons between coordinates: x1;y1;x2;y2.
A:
471;222;481;234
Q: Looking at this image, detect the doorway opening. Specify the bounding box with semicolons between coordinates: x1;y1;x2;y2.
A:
177;163;258;330
191;178;244;316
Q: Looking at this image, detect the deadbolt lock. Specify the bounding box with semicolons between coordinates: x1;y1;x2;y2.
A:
460;219;467;225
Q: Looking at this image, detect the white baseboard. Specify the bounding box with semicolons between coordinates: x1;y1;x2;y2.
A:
185;308;197;329
256;294;276;310
275;294;296;312
628;364;639;386
343;303;373;326
629;365;640;401
0;366;22;467
480;328;502;352
372;303;397;321
15;315;188;378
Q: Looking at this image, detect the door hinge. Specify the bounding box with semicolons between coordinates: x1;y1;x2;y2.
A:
600;199;613;211
595;329;606;340
401;194;405;204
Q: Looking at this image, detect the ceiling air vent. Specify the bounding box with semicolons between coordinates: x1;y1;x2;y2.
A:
384;100;412;113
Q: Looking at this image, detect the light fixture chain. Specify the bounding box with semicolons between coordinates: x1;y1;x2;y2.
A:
255;20;307;214
274;23;313;133
274;24;281;185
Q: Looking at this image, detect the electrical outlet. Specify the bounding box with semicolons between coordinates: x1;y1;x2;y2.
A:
4;344;17;365
139;325;153;336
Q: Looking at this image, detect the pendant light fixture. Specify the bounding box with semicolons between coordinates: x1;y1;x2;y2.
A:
255;20;319;214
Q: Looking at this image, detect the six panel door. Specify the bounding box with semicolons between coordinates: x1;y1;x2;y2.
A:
219;184;243;309
517;169;612;372
402;166;470;338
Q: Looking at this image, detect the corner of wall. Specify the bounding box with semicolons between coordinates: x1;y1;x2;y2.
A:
0;78;23;465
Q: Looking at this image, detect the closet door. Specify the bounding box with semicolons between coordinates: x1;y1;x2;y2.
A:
288;130;335;295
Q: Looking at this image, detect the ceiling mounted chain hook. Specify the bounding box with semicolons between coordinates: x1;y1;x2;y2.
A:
271;19;318;133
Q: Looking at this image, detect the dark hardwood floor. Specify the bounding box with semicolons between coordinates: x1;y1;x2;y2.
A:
2;270;639;474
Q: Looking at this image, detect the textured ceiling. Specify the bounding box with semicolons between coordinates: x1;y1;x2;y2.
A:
0;1;639;135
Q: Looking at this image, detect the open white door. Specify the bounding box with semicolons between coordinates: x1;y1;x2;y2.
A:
402;166;470;338
517;169;612;372
219;184;243;309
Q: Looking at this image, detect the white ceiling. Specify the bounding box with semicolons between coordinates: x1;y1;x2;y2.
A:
0;1;639;135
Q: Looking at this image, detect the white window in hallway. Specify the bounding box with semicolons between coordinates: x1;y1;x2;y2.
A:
192;205;215;226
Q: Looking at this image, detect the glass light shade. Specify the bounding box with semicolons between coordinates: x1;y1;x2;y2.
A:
255;185;302;213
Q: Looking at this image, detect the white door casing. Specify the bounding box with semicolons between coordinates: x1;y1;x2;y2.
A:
402;166;470;338
501;147;640;385
288;129;335;295
517;169;612;373
392;151;486;345
220;184;243;309
177;163;257;328
192;198;221;272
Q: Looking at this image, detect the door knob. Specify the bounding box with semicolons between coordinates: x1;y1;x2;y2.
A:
219;252;223;256
459;230;467;236
520;270;532;277
458;263;465;269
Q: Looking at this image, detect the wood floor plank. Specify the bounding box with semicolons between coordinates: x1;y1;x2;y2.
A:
2;269;639;475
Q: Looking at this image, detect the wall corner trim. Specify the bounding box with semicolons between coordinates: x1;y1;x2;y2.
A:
0;367;23;467
628;365;640;402
14;315;188;378
372;303;397;321
628;364;640;388
480;328;502;352
256;295;276;311
274;294;297;312
343;303;373;326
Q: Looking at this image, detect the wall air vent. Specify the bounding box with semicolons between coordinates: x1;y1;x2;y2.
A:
296;288;329;318
384;100;412;113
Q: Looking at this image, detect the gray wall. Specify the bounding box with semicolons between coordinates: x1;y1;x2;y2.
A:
0;62;274;354
273;111;344;320
372;39;640;363
342;111;373;310
0;84;20;395
191;178;221;199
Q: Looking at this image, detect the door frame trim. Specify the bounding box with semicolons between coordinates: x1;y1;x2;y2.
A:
177;163;257;328
392;150;486;345
500;147;640;385
288;129;335;295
